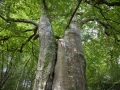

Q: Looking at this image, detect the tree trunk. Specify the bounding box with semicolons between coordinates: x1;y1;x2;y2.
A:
33;16;56;90
53;21;86;90
52;39;71;90
33;16;86;90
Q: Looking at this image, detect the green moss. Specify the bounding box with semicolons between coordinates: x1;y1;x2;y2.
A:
70;87;75;90
68;70;73;76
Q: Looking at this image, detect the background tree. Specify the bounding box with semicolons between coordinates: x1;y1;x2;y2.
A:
0;0;120;90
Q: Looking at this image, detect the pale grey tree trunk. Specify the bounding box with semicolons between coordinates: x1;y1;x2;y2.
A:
33;16;86;90
52;39;71;90
52;21;86;90
33;16;56;90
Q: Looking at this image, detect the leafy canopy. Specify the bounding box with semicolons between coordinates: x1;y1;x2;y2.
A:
0;0;120;90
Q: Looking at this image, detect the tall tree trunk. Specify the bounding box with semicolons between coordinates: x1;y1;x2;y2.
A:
33;16;56;90
33;16;86;90
52;39;71;90
52;21;86;90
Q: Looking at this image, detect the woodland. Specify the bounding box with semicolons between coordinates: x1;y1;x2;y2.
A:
0;0;120;90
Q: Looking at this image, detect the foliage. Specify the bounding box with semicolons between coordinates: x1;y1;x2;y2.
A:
0;0;120;90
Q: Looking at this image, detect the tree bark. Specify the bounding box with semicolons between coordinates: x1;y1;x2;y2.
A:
33;16;86;90
52;21;86;90
33;16;56;90
52;39;71;90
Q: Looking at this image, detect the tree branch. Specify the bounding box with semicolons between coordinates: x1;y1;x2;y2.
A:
0;15;39;52
66;0;82;28
0;72;12;89
103;1;120;6
87;5;113;29
80;17;120;37
0;15;6;21
114;35;120;42
84;0;120;6
105;18;120;25
19;27;38;52
80;18;110;29
42;0;48;11
0;15;38;27
0;36;10;41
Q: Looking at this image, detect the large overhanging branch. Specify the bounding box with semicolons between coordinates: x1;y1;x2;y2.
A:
80;17;120;41
94;5;120;30
66;0;82;28
0;15;38;27
0;27;38;52
87;5;118;28
84;0;120;6
0;15;39;52
80;18;110;29
101;1;120;6
84;0;120;23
